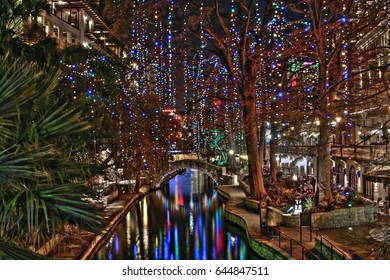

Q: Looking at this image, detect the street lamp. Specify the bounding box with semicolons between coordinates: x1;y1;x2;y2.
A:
334;116;342;144
229;149;234;175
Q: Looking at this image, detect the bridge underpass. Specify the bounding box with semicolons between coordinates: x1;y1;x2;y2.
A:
157;158;239;188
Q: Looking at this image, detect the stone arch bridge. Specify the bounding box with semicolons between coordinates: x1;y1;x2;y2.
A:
158;158;226;187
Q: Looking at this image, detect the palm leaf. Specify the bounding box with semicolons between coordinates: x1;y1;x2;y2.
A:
0;55;103;251
0;240;45;260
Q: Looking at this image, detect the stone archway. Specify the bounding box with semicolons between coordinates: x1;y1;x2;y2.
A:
160;159;225;187
289;156;313;180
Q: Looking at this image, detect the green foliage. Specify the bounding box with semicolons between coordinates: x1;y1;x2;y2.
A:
303;197;316;212
319;199;336;211
333;193;347;205
0;56;103;258
206;129;227;166
0;240;46;260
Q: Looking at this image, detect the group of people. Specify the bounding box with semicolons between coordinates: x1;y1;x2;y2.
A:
303;183;314;194
297;177;316;194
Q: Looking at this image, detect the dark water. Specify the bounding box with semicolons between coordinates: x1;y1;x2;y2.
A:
94;169;258;260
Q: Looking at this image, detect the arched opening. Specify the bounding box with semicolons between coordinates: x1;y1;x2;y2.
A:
336;164;344;187
161;160;222;188
349;166;357;191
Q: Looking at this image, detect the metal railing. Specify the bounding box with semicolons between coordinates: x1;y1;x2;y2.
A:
266;226;320;260
314;231;351;260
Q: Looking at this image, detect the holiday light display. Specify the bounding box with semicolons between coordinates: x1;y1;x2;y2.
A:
59;0;388;192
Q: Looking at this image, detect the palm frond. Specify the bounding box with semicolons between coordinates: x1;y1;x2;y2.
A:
0;145;52;180
0;55;104;253
0;240;45;260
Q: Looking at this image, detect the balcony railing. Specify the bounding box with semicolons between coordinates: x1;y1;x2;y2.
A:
331;144;388;162
276;144;389;163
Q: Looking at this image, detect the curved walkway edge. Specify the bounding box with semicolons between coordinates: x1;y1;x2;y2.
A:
80;193;141;260
218;185;293;260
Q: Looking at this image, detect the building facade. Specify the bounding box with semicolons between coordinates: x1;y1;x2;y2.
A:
38;0;120;56
274;21;389;210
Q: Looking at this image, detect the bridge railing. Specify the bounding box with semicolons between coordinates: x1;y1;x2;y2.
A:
170;153;200;162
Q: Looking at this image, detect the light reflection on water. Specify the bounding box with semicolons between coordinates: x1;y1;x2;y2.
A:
95;169;258;260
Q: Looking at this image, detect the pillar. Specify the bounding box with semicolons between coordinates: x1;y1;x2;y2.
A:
66;31;72;46
58;26;64;47
79;9;85;44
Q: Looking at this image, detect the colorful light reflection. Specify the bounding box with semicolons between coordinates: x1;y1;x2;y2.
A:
95;169;258;260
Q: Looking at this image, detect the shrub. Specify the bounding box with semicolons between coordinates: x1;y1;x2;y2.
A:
317;200;335;211
303;197;316;212
318;200;329;209
325;203;336;211
334;193;347;205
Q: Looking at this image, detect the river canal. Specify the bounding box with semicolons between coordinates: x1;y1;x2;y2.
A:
94;169;258;260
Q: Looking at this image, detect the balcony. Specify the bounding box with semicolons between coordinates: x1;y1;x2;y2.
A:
276;143;389;164
331;144;389;164
276;145;317;157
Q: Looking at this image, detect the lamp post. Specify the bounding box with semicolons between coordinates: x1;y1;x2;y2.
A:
335;116;342;144
292;173;298;189
229;149;234;175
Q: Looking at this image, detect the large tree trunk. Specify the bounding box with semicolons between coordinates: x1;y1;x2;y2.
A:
269;122;278;185
258;122;265;164
317;121;333;203
269;140;278;185
242;96;267;200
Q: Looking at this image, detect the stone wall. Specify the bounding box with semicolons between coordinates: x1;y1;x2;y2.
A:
267;207;300;227
267;204;378;229
311;204;378;228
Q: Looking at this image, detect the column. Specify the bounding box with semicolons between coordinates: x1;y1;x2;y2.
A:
47;22;53;37
67;31;72;46
79;9;85;44
58;26;64;47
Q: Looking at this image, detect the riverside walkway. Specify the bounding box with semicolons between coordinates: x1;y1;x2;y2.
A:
50;183;386;260
218;185;386;260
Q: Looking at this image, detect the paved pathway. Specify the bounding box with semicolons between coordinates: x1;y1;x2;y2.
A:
219;185;318;259
218;185;386;260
